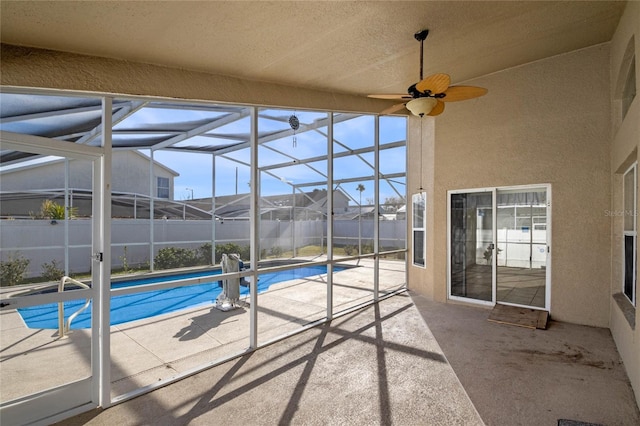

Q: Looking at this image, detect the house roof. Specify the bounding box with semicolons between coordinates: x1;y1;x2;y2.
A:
190;189;350;219
0;149;179;177
131;150;179;177
334;206;382;221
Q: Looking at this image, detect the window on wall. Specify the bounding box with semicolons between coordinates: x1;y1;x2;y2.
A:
623;163;637;305
412;192;426;267
622;57;636;119
157;176;169;198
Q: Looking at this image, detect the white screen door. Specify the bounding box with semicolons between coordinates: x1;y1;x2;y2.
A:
0;135;104;425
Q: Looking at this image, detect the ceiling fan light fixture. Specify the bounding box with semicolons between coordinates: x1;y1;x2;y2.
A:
406;97;438;117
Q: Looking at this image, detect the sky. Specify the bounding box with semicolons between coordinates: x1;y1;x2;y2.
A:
150;110;407;206
0;93;407;207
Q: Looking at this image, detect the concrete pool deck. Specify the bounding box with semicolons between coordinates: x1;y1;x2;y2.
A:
1;257;407;400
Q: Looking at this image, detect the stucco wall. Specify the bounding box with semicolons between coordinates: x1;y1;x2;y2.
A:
110;151;177;198
408;43;612;328
0;44;391;115
406;118;435;298
0;157;96;192
0;151;175;198
608;0;640;410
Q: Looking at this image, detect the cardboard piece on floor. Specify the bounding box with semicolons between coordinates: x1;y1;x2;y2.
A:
557;420;603;426
487;303;549;330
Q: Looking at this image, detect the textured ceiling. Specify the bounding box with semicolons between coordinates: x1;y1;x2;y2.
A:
0;1;627;97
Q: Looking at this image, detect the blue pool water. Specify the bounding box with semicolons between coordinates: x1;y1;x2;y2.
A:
18;265;340;330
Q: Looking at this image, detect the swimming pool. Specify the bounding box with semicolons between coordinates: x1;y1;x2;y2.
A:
17;265;341;330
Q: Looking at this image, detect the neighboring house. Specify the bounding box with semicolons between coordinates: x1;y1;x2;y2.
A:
0;151;178;217
395;205;406;220
190;189;351;220
333;205;384;220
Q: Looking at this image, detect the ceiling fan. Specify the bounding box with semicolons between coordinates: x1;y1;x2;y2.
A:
368;29;488;117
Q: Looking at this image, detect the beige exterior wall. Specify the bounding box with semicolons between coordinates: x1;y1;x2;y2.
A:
407;118;436;300
109;151;177;198
608;1;640;410
409;42;612;327
0;151;176;198
406;2;639;406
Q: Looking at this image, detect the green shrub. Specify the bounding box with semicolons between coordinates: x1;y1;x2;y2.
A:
269;246;283;257
215;243;250;263
154;247;200;270
199;243;213;265
119;246;132;274
155;243;251;270
362;242;375;254
1;254;30;286
41;259;65;281
343;245;355;256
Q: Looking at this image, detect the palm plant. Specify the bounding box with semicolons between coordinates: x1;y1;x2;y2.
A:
40;200;77;220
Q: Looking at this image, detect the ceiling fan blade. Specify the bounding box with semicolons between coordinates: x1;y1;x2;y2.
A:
415;73;450;95
380;103;407;115
427;100;445;116
368;94;412;100
441;86;488;102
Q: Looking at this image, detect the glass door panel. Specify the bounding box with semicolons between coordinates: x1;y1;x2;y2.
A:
450;191;493;302
496;188;547;308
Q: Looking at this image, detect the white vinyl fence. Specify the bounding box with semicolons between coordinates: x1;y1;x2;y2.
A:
1;219;406;279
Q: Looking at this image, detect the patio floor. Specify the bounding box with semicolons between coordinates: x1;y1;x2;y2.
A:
56;292;640;426
2;257;639;425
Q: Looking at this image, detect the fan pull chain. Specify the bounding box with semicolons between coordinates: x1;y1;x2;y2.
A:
419;118;424;191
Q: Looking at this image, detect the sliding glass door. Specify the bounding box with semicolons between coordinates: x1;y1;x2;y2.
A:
448;185;550;309
449;191;494;302
496;188;548;308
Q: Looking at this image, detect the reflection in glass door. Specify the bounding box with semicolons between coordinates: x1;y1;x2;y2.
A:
449;191;494;302
496;188;548;308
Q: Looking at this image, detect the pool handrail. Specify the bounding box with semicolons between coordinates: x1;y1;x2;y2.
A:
58;276;91;338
